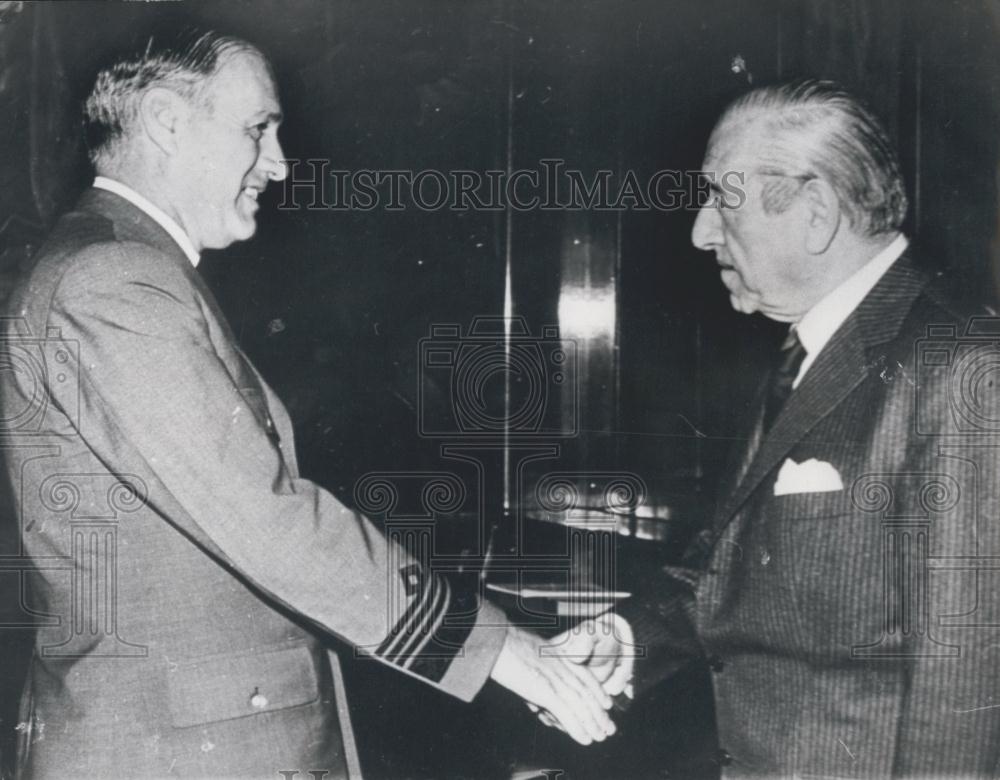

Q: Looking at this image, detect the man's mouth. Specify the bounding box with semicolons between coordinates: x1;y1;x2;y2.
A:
241;185;262;207
717;261;741;287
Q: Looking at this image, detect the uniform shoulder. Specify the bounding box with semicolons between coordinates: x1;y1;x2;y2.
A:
59;237;187;287
18;194;193;292
7;209;196;334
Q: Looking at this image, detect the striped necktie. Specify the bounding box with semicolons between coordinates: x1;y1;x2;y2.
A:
762;329;806;433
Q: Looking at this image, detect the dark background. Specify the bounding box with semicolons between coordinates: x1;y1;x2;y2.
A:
0;1;997;777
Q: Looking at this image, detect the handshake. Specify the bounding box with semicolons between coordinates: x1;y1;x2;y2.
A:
489;612;636;745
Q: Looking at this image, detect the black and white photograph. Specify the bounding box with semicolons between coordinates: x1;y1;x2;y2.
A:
0;1;999;777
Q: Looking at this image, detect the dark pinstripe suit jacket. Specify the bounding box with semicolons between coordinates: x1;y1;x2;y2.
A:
1;189;505;778
625;252;1000;777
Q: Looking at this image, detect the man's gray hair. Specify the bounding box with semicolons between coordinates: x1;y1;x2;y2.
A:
84;29;263;167
720;79;909;237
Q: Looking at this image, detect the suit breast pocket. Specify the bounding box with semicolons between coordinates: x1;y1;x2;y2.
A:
167;643;321;728
766;492;890;651
770;489;852;522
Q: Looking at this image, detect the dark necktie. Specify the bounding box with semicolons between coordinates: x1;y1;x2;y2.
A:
762;329;807;433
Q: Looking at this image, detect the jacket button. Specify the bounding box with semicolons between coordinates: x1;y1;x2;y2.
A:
717;749;733;766
249;692;269;709
708;655;725;673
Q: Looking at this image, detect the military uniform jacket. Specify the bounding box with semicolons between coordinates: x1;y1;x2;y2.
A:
1;189;506;778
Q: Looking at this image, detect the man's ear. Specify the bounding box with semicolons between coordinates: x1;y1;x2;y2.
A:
801;177;840;254
137;87;188;156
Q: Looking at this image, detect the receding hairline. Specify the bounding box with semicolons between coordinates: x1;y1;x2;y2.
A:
156;47;284;138
83;31;274;143
187;45;275;104
704;82;908;235
705;109;812;171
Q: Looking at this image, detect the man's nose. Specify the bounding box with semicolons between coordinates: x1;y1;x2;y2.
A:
691;202;721;250
260;135;288;182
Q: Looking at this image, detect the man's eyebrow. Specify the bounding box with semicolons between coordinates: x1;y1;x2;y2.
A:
251;110;283;124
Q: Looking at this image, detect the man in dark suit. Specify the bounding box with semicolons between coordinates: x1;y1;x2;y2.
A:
555;80;1000;776
0;30;616;778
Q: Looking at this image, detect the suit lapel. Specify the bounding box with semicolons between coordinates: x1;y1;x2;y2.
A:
714;379;768;513
715;252;930;528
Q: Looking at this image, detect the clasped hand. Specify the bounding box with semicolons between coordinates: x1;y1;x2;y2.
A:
490;614;635;745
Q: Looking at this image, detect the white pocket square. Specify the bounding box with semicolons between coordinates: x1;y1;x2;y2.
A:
773;457;844;496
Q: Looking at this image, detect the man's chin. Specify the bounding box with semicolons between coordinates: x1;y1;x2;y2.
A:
225;219;258;246
729;292;761;315
202;233;256;253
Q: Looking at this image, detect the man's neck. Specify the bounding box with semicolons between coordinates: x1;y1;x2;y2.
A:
794;231;902;323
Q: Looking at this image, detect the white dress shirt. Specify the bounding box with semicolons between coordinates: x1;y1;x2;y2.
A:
93;176;201;267
792;233;909;388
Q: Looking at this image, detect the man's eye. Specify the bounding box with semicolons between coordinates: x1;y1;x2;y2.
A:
711;193;739;210
248;123;268;141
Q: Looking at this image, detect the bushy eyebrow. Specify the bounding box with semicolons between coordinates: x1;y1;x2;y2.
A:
250;110;283;125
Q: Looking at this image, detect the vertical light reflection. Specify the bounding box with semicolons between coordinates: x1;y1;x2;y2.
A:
557;238;616;343
557;233;618;510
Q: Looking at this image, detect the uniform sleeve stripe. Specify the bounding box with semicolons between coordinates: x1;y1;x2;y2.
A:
375;567;444;659
397;577;450;668
372;568;480;684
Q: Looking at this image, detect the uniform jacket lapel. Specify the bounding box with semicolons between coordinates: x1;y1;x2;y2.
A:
82;188;295;459
714;252;930;529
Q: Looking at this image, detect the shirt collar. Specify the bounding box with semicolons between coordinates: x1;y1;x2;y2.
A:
93;176;201;267
791;233;909;387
